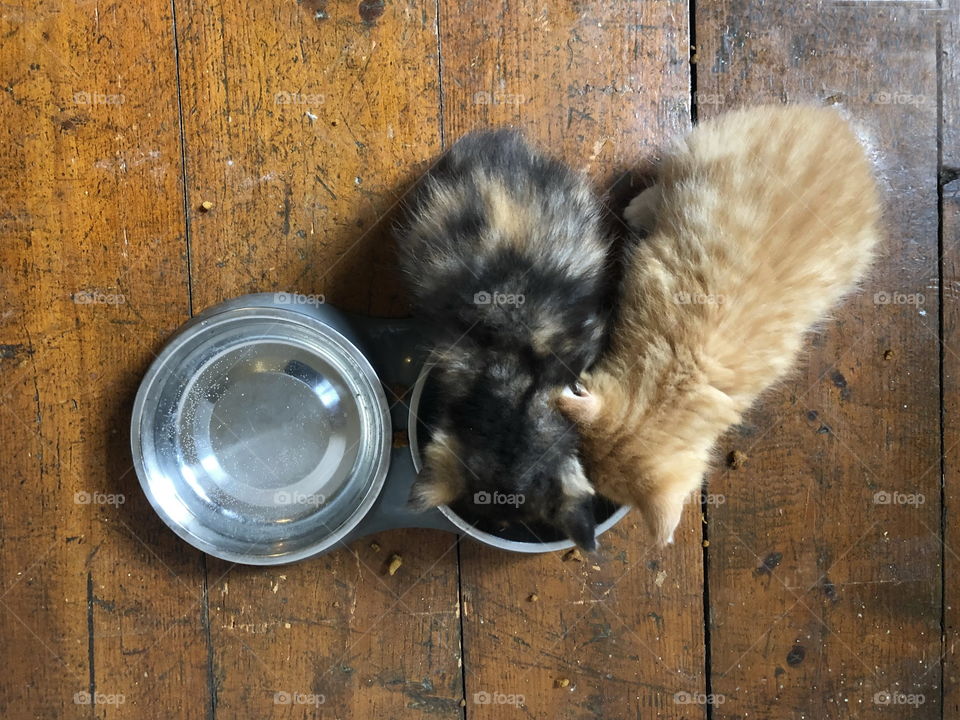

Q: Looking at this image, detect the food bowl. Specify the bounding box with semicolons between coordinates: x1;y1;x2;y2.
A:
131;294;393;564
131;293;629;565
406;364;630;553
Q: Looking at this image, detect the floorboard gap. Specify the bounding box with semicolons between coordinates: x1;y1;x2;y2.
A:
936;18;947;720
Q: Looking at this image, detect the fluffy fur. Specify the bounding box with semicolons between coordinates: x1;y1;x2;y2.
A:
398;129;612;548
558;105;882;545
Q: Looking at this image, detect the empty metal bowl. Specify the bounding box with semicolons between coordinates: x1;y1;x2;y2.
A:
131;295;391;564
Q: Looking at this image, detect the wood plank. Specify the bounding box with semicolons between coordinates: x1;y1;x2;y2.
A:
438;3;707;718
173;1;464;717
0;1;207;718
695;3;942;718
943;7;959;173
940;7;958;719
943;181;960;720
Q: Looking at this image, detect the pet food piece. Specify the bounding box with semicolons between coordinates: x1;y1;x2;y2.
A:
370;541;381;552
883;349;895;361
200;200;214;211
556;678;571;688
728;450;748;469
563;548;584;562
387;554;403;576
527;593;539;603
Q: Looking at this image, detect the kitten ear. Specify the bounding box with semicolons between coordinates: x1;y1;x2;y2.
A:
560;497;598;551
637;488;688;546
623;184;662;235
556;456;598;551
409;430;464;510
557;383;602;425
630;455;708;546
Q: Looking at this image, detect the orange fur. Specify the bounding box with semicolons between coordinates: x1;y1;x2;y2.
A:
559;105;881;545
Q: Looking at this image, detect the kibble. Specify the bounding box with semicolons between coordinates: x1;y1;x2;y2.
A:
728;449;748;469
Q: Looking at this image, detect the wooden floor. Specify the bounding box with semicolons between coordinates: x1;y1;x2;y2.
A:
0;1;956;718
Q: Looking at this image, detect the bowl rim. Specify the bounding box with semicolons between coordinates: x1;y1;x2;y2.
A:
406;362;630;553
130;301;392;565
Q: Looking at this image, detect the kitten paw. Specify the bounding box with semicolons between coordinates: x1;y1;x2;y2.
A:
624;184;662;234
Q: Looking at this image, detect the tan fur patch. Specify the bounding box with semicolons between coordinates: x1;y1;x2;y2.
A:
483;179;534;251
410;431;465;509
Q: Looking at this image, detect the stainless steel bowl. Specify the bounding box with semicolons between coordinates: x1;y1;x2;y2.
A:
131;295;391;565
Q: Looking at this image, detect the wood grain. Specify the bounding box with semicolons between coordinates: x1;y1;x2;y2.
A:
940;7;958;719
173;1;463;717
695;3;942;718
943;179;960;720
438;2;707;718
174;0;441;317
0;0;207;718
1;1;952;718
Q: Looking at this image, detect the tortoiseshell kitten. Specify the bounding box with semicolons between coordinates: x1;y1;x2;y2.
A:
398;129;612;549
558;105;882;546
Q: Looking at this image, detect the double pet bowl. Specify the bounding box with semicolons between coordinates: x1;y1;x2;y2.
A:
131;294;628;565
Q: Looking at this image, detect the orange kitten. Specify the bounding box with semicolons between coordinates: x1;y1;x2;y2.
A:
558;105;881;545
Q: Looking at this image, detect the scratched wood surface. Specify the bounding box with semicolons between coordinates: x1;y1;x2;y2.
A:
438;2;708;719
1;1;954;719
942;8;959;719
695;2;944;718
944;184;960;718
173;0;464;718
0;1;209;719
